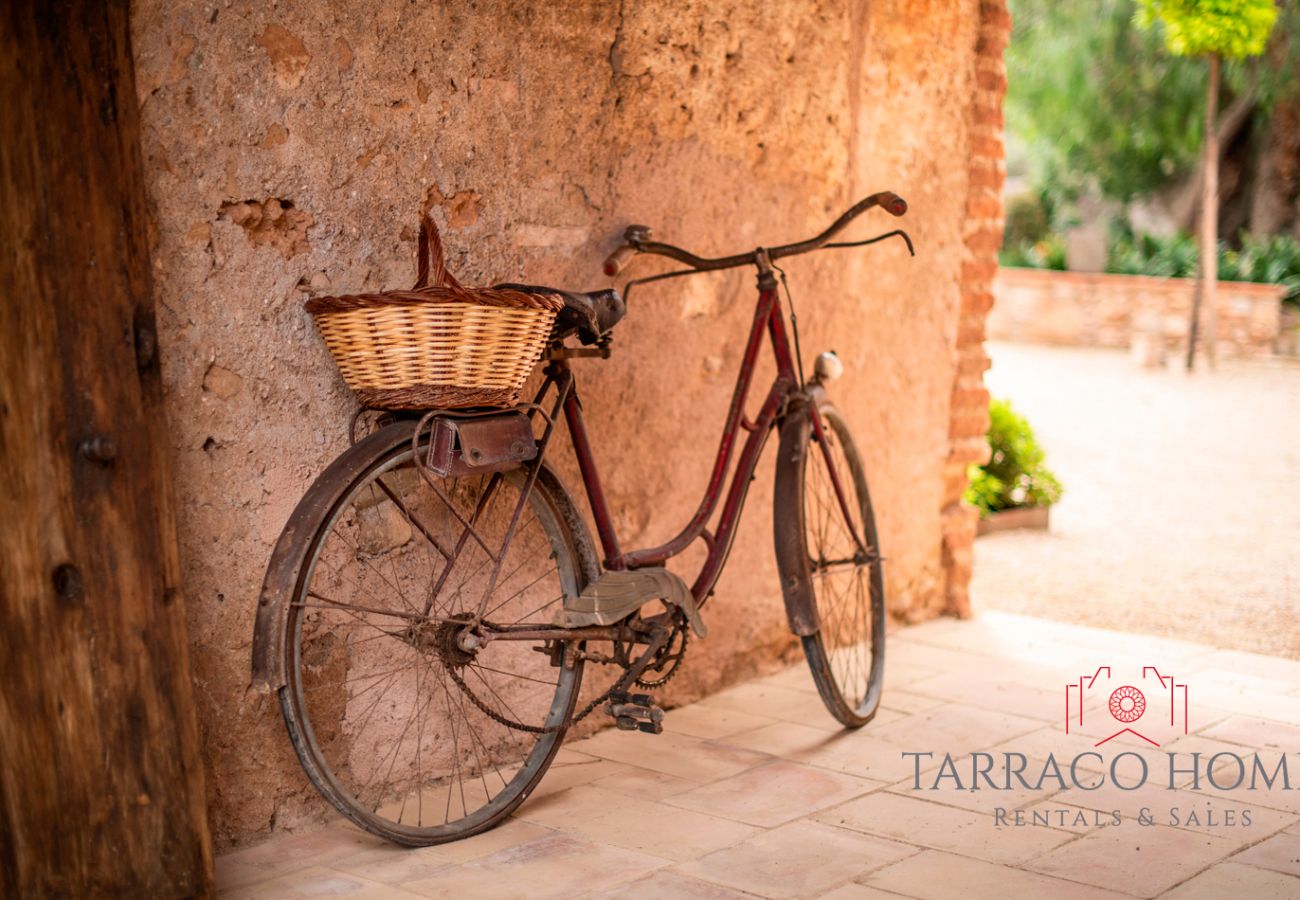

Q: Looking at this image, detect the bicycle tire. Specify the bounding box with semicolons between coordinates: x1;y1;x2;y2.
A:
270;420;599;846
774;398;886;728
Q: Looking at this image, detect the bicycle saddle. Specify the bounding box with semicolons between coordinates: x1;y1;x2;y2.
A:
494;283;625;346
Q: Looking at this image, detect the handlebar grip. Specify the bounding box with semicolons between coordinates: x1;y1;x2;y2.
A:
602;244;637;277
878;192;907;217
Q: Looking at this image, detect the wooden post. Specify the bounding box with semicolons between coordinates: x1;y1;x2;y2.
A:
1202;53;1221;371
1187;53;1221;371
0;2;214;896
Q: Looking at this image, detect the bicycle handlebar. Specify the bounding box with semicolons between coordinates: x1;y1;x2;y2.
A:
602;190;908;277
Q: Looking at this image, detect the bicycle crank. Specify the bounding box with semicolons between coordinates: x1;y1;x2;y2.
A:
606;690;665;735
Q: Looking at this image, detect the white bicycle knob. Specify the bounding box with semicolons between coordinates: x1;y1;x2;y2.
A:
813;351;843;383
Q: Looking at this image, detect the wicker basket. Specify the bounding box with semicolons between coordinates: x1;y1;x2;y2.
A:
305;216;563;410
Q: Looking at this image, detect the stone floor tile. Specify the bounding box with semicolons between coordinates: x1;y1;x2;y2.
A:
665;759;878;827
566;728;770;782
521;749;630;803
1191;649;1300;684
219;865;424;899
1159;862;1300;899
591;764;704;799
1175;673;1300;727
756;662;828;691
1027;823;1233;897
401;832;668;899
663;702;782;740
698;682;862;732
868;702;1043;751
313;849;455;891
884;753;1067;816
815;790;1074;865
878;641;1001;680
516;784;759;861
1200;715;1300;752
674;820;918;899
721;720;908;782
1229;830;1300;877
1013;802;1110;834
590;869;760;899
902;670;1059;722
337;819;554;873
879;690;946;715
982;727;1107;771
863;849;1123;900
816;883;918;899
1159;733;1266;787
215;826;388;890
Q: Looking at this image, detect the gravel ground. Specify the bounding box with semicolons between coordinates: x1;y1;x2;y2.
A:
972;341;1300;658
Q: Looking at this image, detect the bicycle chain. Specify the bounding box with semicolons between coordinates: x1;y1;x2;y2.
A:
444;648;647;735
635;623;688;688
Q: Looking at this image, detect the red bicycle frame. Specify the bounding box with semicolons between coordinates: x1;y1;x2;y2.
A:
544;270;865;612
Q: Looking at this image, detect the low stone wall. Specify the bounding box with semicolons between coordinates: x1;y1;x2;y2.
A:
990;267;1285;358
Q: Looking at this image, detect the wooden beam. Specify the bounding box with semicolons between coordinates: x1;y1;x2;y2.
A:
0;1;214;895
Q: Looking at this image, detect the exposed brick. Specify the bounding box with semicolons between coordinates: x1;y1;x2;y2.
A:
971;103;1004;129
960;290;995;317
956;346;991;378
968;135;1004;160
964;230;1004;256
967;167;1006;194
965;194;1002;220
976;70;1007;93
961;260;998;284
942;0;1008;619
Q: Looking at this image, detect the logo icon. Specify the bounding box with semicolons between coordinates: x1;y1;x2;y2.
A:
1065;666;1188;747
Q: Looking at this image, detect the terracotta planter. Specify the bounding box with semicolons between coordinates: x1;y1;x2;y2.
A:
976;504;1050;536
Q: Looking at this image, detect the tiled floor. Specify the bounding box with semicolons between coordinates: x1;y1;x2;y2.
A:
217;611;1300;898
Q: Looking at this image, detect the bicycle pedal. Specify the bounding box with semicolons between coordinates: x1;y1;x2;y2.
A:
607;693;665;732
608;690;655;708
612;714;665;735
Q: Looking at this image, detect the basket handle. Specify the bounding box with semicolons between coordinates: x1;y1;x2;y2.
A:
414;215;466;293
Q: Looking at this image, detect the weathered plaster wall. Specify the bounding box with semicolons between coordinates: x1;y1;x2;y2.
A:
133;0;993;847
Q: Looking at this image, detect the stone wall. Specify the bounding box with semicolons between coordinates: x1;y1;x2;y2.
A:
990;268;1285;358
132;0;999;847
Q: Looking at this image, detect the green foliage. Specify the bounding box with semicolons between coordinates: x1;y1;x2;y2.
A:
1003;193;1051;248
964;400;1064;517
1222;233;1300;301
1105;223;1300;301
1007;0;1213;205
1107;225;1199;277
999;234;1068;271
1137;0;1278;59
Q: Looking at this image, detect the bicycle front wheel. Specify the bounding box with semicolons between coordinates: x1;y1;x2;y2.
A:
271;420;598;846
774;398;886;728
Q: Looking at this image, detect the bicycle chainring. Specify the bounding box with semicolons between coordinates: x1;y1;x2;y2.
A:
635;611;689;688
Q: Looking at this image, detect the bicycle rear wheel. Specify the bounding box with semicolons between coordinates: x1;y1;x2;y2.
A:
270;421;598;845
774;398;886;728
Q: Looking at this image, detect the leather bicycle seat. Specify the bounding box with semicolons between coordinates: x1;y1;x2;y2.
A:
494;283;626;346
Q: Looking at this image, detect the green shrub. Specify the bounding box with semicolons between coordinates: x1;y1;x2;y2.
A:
999;233;1068;271
1004;193;1052;248
964;399;1064;517
1106;226;1199;278
1106;224;1300;303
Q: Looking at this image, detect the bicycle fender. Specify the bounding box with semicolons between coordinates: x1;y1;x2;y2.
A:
773;392;821;637
252;420;422;693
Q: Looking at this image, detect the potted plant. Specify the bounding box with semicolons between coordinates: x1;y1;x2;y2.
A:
966;398;1063;535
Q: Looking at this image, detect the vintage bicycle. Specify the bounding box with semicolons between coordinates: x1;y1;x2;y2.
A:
252;191;912;846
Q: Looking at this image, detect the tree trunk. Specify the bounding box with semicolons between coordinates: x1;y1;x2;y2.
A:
0;2;214;896
1188;53;1221;371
